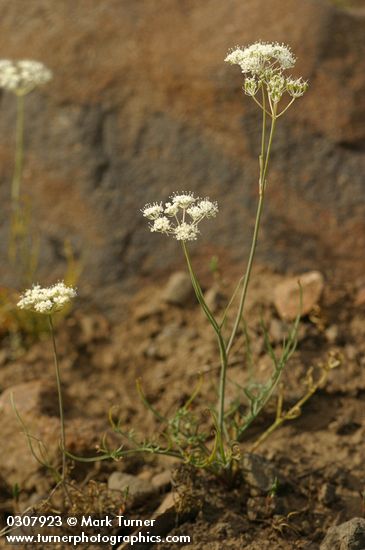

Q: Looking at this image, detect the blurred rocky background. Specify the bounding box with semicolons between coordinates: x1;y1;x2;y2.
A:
0;0;364;310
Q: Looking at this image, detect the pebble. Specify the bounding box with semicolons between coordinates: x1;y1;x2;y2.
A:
162;272;195;306
318;482;337;505
320;517;365;550
273;271;324;321
108;472;157;506
242;453;283;494
204;285;225;313
325;325;339;344
151;470;171;491
354;287;365;307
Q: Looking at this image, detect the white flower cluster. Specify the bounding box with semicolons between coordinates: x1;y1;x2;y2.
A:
17;282;76;314
225;42;295;75
225;42;307;106
142;192;218;242
0;59;52;95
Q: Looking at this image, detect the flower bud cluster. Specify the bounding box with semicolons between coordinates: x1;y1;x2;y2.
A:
0;59;52;95
286;77;308;98
244;77;259;97
267;74;286;103
17;282;76;314
142;192;218;242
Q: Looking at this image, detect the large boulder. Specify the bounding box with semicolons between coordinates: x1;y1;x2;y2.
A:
0;0;364;309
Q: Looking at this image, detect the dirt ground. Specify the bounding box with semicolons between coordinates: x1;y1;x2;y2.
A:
0;264;365;549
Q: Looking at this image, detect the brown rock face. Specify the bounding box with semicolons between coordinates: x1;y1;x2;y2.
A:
0;1;364;308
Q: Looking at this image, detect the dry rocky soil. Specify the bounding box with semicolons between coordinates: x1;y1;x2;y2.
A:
0;264;365;549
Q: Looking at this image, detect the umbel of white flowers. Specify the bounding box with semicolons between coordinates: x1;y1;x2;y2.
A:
142;192;218;242
225;41;307;104
17;282;76;314
0;59;52;96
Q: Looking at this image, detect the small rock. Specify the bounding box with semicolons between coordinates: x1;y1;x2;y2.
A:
77;313;110;343
137;469;154;482
242;453;282;494
151;470;171;491
0;349;8;366
204;285;225;313
91;344;120;369
133;300;164;321
274;271;325;321
318;483;337;505
117;491;198;550
246;495;281;521
325;325;339;344
320;517;365;550
345;345;357;361
155;491;175;515
354;287;365;307
162;272;195;306
108;472;157;506
268;318;286;344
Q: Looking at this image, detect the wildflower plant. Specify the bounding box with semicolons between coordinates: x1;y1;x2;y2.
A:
15;282;76;485
0;59;52;273
70;43;319;481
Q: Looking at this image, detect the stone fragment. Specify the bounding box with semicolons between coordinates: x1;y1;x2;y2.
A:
204;285;225;313
117;491;198;550
133;299;164;321
325;325;339;344
268;318;286;344
76;313;110;344
246;495;281;521
154;491;175;515
242;453;282;494
320;517;365;550
108;472;157;506
318;483;337;505
354;287;365;307
162;272;195;306
151;470;171;491
273;271;325;321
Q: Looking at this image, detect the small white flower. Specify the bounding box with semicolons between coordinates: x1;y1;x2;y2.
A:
151;216;171;233
171;192;197;209
197;199;219;218
164;202;179;217
186;205;203;221
17;282;76;315
141;202;164;220
174;222;199;242
0;59;52;95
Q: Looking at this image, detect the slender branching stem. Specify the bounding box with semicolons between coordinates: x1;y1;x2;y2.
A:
48;315;67;482
249;367;329;453
12;93;25;206
9;93;26;263
182;242;228;461
226;102;277;355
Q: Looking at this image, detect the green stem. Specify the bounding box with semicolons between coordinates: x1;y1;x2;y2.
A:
48;315;67;482
12;93;25;206
182;243;228;460
226;103;277;355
